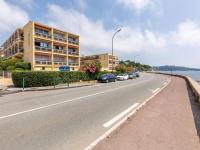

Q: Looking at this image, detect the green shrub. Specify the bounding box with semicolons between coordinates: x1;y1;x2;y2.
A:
15;62;31;70
59;71;90;83
7;66;15;71
12;71;115;88
15;68;24;71
12;71;60;87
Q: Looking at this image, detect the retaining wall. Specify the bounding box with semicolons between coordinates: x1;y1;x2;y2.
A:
149;71;200;103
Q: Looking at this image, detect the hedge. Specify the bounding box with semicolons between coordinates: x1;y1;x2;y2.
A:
12;71;91;87
12;71;120;88
12;71;60;87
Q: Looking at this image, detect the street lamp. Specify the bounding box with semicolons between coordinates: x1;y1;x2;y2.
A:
134;55;140;63
112;28;122;73
134;55;140;71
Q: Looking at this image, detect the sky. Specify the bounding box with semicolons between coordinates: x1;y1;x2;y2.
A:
0;0;200;68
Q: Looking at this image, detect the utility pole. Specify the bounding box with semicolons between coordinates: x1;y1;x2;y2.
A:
112;29;122;73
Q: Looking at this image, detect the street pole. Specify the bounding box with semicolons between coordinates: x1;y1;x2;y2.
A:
112;29;122;73
0;53;5;78
134;55;140;71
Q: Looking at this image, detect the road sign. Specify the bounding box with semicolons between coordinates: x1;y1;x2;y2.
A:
59;66;70;71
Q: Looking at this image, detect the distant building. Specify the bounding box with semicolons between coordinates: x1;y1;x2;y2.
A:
81;53;119;71
0;21;80;71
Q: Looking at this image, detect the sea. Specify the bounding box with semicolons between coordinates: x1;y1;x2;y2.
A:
161;71;200;84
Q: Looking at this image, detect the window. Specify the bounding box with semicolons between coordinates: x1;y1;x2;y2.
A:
35;41;49;48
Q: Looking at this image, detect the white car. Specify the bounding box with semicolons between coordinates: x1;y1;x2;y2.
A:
116;73;129;81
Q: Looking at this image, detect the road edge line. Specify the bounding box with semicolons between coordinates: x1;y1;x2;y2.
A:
84;77;171;150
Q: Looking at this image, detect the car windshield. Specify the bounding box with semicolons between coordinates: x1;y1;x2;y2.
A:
118;73;124;76
102;74;108;77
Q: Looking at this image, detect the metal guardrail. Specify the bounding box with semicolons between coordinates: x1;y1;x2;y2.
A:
54;62;67;65
53;36;67;42
68;62;79;66
35;32;52;39
68;51;79;55
35;60;52;65
35;46;52;52
68;38;79;45
53;49;67;54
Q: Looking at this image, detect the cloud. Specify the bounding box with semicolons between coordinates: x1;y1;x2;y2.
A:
42;4;200;67
74;0;88;11
45;4;165;56
0;0;29;34
117;0;155;13
17;0;35;9
171;20;200;47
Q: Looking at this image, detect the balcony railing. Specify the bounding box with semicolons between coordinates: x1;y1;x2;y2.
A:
35;46;52;52
35;32;52;39
53;35;67;42
35;60;52;65
68;51;79;56
54;61;67;66
68;38;79;45
53;49;67;54
68;62;79;66
13;48;24;54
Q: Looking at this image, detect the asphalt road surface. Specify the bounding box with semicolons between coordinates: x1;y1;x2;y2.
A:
0;73;169;150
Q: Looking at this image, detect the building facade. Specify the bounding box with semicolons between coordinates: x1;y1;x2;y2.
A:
81;53;119;71
0;21;80;71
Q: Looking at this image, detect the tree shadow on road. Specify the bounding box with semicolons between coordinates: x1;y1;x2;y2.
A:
187;84;200;138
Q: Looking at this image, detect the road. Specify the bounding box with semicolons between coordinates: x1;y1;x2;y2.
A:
0;73;169;150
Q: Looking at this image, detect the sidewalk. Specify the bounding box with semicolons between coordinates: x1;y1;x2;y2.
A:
0;80;97;95
94;76;200;150
0;77;13;91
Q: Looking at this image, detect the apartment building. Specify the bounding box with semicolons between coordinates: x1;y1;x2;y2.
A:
0;21;80;71
81;53;119;71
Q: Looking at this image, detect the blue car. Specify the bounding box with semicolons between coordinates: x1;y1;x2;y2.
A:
98;74;116;83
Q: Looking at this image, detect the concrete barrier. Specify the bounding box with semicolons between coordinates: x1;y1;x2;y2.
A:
186;76;200;103
149;71;200;103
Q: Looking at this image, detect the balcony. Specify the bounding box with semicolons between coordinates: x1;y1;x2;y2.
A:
35;32;52;39
35;60;52;65
35;46;52;52
68;50;79;56
53;49;67;54
54;61;67;66
68;38;79;45
13;48;24;54
68;62;79;66
53;35;67;42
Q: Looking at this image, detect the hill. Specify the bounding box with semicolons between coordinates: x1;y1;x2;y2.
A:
154;65;200;71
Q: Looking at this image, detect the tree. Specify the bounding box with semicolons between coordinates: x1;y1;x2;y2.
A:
15;62;31;70
81;60;102;79
0;58;31;71
116;60;152;73
115;64;126;73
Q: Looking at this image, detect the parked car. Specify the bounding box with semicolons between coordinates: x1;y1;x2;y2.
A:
98;73;116;83
135;71;140;77
128;72;137;79
116;73;129;81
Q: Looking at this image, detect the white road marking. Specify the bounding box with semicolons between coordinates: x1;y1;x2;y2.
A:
84;78;171;150
0;77;153;120
163;82;167;86
152;88;160;93
103;103;139;128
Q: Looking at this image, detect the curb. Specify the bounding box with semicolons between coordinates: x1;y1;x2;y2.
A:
0;83;97;96
84;76;171;150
